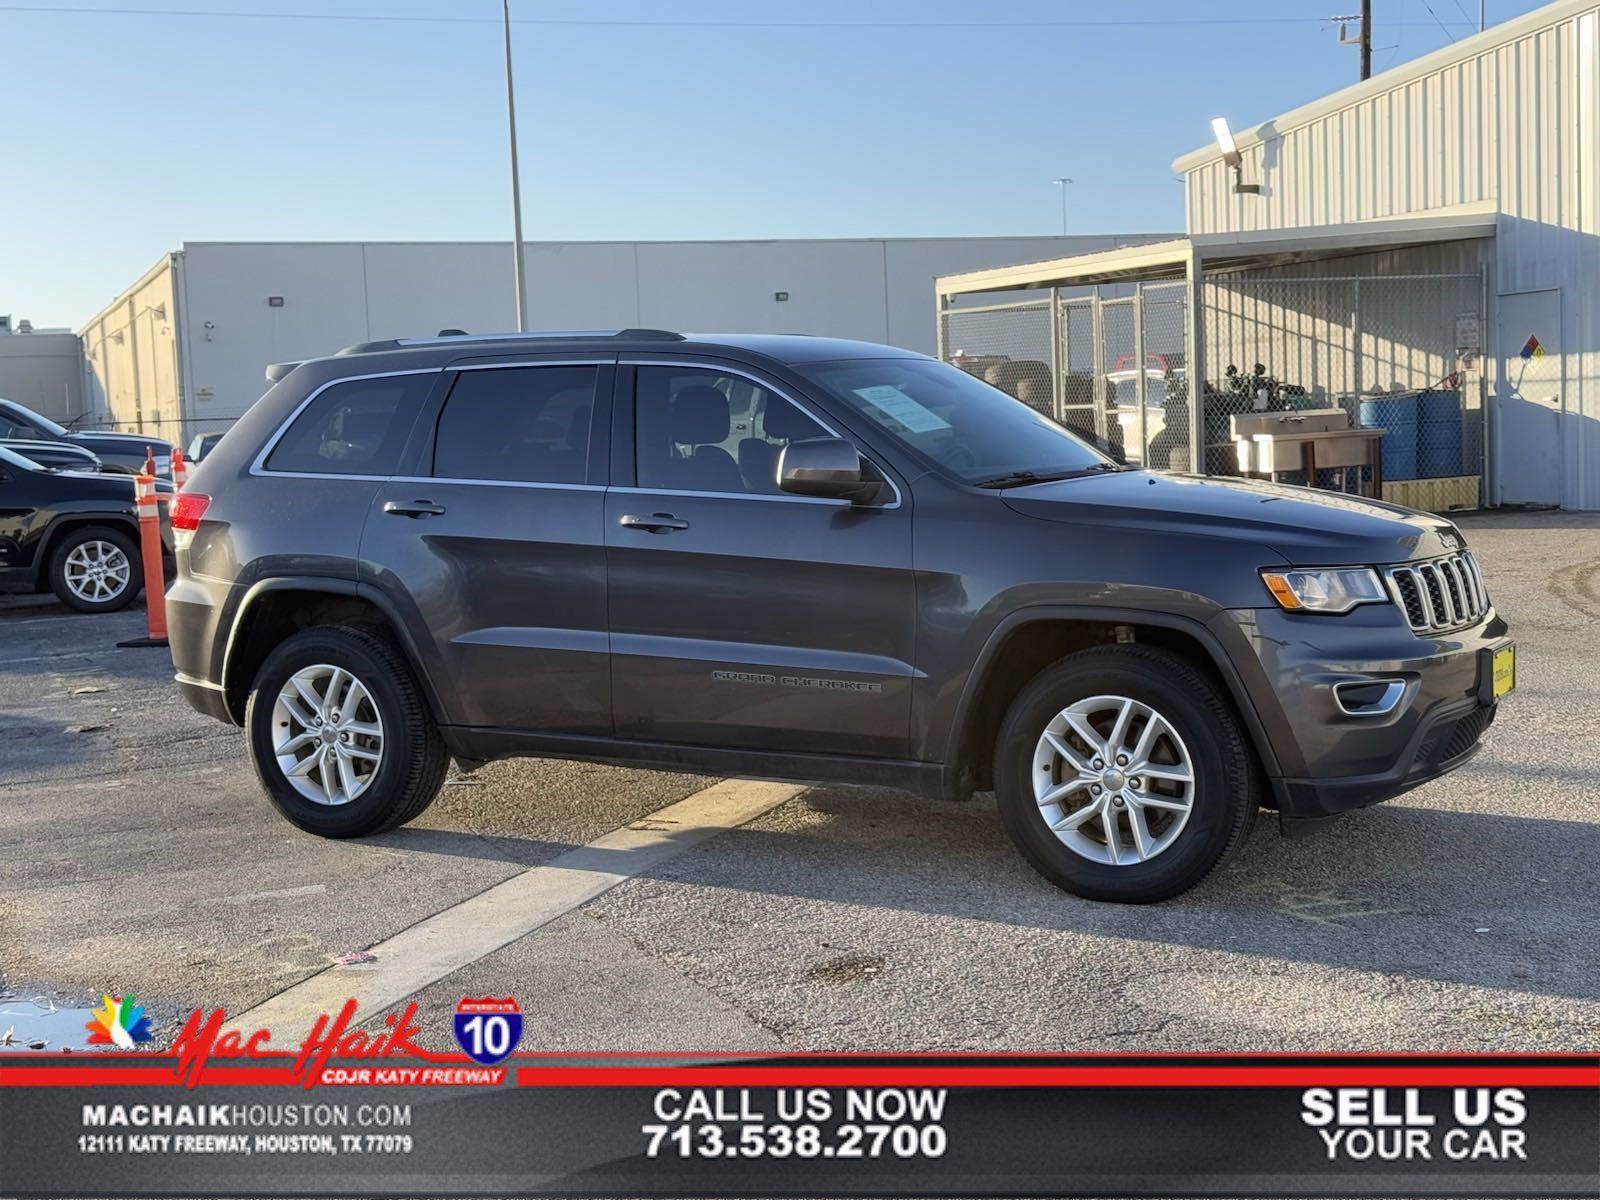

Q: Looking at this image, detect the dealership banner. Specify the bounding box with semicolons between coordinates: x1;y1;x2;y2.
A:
1;1011;1597;1197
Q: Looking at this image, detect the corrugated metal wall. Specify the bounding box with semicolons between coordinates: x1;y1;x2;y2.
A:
1184;11;1591;235
1183;1;1600;508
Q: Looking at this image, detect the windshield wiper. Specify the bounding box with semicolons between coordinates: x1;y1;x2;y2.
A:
971;463;1124;489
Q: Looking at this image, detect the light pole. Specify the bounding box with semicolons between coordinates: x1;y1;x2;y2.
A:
1052;177;1073;236
502;0;528;331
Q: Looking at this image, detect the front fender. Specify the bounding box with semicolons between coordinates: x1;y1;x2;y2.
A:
933;602;1294;785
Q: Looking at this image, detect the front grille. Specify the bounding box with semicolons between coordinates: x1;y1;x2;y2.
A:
1385;552;1489;632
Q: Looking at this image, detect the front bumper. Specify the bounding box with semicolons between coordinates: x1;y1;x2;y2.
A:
1222;602;1511;830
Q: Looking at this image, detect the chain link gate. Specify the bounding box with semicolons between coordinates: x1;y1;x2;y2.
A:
938;284;1196;473
940;300;1056;417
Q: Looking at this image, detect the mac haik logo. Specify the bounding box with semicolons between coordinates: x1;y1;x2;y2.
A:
170;999;423;1088
86;994;154;1048
453;997;522;1065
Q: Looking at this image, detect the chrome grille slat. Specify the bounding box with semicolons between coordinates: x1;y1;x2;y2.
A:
1441;559;1468;620
1464;552;1487;611
1420;564;1448;625
1384;552;1489;633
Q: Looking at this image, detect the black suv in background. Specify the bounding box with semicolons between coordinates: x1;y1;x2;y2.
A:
0;398;174;478
0;445;172;612
167;330;1513;902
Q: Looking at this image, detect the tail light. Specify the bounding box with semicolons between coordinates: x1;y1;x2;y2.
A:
170;492;211;532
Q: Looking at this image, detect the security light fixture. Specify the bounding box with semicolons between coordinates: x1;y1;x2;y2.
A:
1211;116;1260;195
774;291;789;302
267;296;285;307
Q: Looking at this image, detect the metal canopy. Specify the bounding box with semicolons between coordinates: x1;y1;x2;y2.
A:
935;204;1499;297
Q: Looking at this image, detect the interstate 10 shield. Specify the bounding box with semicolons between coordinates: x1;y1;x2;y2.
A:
453;997;522;1065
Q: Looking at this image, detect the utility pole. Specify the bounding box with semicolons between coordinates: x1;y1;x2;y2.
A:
1360;0;1373;80
502;0;529;332
1053;177;1073;236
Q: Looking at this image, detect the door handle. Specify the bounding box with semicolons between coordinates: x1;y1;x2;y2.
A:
383;499;447;518
620;512;689;533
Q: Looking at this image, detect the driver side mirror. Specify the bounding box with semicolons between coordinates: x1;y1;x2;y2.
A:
778;437;888;506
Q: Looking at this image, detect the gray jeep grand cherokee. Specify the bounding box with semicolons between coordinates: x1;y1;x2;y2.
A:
167;329;1513;902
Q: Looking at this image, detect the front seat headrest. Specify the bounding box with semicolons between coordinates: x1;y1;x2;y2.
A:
671;386;731;444
763;396;821;441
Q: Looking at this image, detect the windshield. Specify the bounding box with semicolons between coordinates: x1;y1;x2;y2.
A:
0;400;67;438
799;358;1115;485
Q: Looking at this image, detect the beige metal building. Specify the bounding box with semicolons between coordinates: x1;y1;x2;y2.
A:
77;234;1166;446
938;0;1600;510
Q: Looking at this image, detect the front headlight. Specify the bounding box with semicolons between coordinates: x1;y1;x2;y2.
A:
1261;567;1387;613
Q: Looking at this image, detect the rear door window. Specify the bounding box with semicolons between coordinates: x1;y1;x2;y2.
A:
265;374;432;476
432;366;598;484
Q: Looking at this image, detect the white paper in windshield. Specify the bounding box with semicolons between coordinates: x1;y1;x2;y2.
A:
853;384;951;433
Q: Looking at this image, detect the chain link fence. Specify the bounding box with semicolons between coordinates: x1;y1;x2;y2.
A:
51;413;240;452
1201;273;1485;502
943;301;1056;419
939;285;1194;472
937;271;1484;508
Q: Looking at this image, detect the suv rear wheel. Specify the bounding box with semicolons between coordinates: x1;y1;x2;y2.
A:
245;625;448;838
994;646;1257;903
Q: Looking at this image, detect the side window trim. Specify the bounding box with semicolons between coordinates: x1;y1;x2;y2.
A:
250;368;442;479
620;357;902;508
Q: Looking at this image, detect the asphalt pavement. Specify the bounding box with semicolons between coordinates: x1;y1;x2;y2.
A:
2;508;1596;1053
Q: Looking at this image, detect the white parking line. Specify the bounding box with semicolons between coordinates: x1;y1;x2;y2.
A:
228;778;804;1041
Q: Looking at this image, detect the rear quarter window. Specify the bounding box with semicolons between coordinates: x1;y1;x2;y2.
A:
265;374;432;476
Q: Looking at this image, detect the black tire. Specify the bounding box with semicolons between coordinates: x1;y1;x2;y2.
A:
47;525;142;613
245;624;448;838
993;646;1258;903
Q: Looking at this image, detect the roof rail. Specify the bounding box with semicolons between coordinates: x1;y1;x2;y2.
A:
333;328;685;356
265;360;303;382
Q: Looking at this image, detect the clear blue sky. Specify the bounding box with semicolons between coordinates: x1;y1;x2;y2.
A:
2;0;1551;327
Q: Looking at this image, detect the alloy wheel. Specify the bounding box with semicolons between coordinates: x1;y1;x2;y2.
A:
1031;694;1195;866
62;540;132;604
270;664;384;806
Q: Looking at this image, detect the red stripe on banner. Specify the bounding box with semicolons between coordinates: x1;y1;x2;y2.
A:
0;1066;299;1087
4;1049;1594;1063
3;1061;1596;1088
508;1065;1600;1089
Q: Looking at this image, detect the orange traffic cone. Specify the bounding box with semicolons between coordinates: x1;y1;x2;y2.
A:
115;471;169;648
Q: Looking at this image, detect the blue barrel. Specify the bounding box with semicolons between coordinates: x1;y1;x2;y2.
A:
1417;388;1463;478
1419;387;1461;424
1359;394;1418;481
1419;420;1463;477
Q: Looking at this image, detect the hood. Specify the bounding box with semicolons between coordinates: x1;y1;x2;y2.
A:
52;468;141;500
1001;471;1463;566
67;431;174;454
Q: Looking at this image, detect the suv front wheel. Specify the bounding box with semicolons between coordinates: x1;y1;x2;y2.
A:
245;625;448;838
994;646;1258;903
